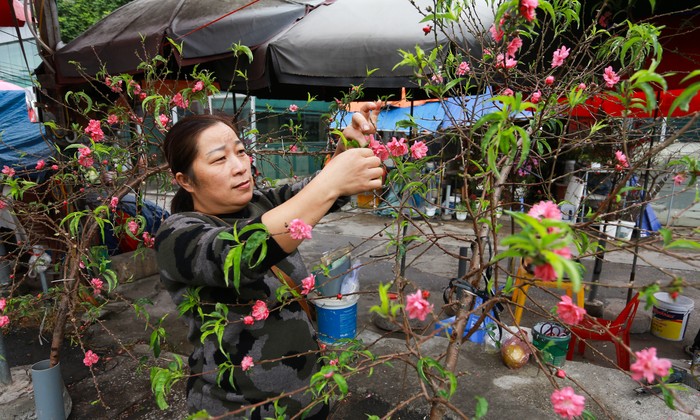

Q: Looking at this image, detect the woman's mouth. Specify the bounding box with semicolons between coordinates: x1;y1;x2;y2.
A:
233;180;250;190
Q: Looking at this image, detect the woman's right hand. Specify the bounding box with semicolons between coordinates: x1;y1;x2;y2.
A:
321;147;383;197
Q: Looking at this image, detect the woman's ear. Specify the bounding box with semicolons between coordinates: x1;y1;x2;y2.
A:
175;172;195;193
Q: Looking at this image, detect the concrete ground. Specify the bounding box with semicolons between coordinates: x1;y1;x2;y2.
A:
2;209;700;419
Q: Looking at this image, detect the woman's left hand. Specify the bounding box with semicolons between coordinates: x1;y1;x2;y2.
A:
336;101;383;154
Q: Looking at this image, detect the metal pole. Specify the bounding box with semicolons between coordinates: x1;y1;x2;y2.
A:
627;107;662;303
0;331;11;385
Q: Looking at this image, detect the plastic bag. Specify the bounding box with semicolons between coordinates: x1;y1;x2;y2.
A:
501;331;531;369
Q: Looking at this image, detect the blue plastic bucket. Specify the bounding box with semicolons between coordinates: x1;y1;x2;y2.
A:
314;295;359;344
434;295;496;344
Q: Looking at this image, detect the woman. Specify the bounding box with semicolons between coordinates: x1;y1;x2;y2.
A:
155;102;383;418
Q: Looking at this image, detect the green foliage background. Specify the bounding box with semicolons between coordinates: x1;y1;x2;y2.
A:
57;0;134;43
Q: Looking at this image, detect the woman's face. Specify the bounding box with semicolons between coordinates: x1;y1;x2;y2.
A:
177;122;253;214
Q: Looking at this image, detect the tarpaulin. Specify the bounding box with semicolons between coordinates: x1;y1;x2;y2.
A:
0;90;53;169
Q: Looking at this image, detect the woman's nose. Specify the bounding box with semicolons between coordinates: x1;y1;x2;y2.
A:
229;156;247;174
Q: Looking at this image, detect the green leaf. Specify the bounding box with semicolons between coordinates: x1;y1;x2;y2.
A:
332;373;348;396
474;396;489;419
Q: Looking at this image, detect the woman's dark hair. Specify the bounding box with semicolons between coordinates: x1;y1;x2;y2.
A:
163;114;237;213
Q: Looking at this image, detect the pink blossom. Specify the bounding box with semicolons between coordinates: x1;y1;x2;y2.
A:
614;150;629;168
85;119;105;142
405;289;434;321
630;347;672;383
603;66;620;88
0;315;9;328
2;165;15;177
673;173;686;186
107;114;119;125
495;54;517;69
554;246;572;259
534;263;557;281
251;300;269;321
520;0;539;22
301;274;315;295
192;81;204;93
110;196;119;211
502;88;514;96
159;114;170;127
531;90;542;103
142;232;155;248
556;369;566;378
577;83;586;90
551;45;570;68
507;37;523;57
431;73;443;84
387;137;409;157
171;92;189;108
139;92;147;101
51;165;59;171
0;200;5;210
410;141;428;159
289;144;298;152
83;350;99;367
90;278;104;296
243;315;254;325
288;104;298;112
36;160;46;170
131;82;142;95
557;295;586;325
77;147;94;168
598;11;612;28
127;220;139;235
455;61;470;76
241;355;254;371
0;297;5;311
288;218;313;240
545;75;555;85
550;386;585;419
369;138;389;161
489;23;504;42
528;200;562;220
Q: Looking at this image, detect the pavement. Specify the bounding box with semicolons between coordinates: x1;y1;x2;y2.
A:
3;209;700;419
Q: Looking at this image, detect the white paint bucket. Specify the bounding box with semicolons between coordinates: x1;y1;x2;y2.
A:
650;292;694;341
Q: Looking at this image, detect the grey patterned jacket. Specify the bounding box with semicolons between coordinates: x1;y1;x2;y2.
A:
156;177;345;418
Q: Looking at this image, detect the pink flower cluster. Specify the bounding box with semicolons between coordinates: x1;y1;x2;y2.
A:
556;295;586;324
0;297;8;328
110;196;119;211
520;0;539;22
171;92;189;108
550;386;585;419
77;147;94;168
551;45;570;68
84;119;105;142
455;61;470;76
90;278;104;296
614;150;629;171
528;201;573;281
673;173;686;186
241;355;254;371
127;220;140;235
107;114;120;125
370;137;428;161
192;81;204;93
630;347;671;383
405;289;433;321
2;165;15;178
288;104;298;112
142;232;155;248
603;66;620;88
288;218;313;240
301;274;315;295
251;300;270;321
83;350;99;367
36;160;46;170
